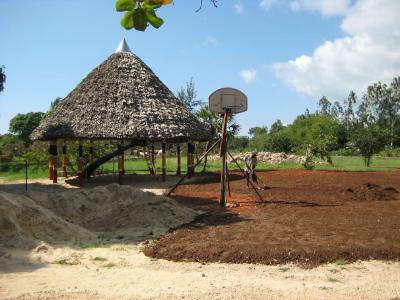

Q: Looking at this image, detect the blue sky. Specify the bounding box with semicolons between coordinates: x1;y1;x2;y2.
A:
1;0;399;136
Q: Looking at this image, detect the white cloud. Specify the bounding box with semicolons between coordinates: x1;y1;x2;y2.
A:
289;0;351;16
233;1;244;14
240;69;257;84
273;0;400;100
260;0;277;11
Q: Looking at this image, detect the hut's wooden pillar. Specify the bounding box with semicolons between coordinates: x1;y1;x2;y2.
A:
187;143;194;178
89;141;94;176
62;142;67;177
121;142;125;175
192;143;196;176
176;144;181;176
78;142;83;186
151;145;155;175
52;141;58;184
48;143;54;180
161;143;167;182
118;144;123;184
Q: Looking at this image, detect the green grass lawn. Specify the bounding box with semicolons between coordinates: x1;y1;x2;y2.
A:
0;155;399;181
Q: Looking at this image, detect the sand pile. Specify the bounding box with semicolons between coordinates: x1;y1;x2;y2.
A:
0;184;201;250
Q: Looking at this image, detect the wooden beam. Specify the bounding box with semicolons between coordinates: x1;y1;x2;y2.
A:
187;143;194;178
52;141;58;184
176;144;181;176
78;142;83;186
118;144;123;184
62;142;67;177
161;143;166;182
48;143;54;180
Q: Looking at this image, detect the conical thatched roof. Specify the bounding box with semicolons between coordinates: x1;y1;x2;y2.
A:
31;40;211;143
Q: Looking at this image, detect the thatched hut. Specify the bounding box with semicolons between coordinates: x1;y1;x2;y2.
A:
31;39;211;183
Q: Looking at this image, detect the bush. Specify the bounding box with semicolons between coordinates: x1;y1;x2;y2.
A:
266;132;293;153
352;125;389;166
378;147;400;157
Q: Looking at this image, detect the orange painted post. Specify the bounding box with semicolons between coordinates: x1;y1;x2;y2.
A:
161;143;166;182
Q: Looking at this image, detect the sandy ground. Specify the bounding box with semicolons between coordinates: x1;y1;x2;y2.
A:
0;244;399;300
1;174;400;299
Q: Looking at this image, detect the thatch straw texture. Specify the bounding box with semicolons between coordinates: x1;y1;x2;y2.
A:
31;52;211;143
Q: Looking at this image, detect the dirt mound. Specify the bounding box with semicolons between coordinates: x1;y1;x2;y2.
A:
346;183;399;202
0;184;201;250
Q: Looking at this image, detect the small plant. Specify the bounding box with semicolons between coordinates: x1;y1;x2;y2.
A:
103;262;116;268
92;256;108;262
335;259;348;266
279;267;290;272
303;144;315;170
327;277;341;283
53;258;79;266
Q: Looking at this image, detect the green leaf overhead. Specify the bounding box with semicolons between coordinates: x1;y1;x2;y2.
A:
120;11;135;30
115;0;136;12
146;8;164;28
133;7;148;31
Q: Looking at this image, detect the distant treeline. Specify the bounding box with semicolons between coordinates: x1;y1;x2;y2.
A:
228;76;400;166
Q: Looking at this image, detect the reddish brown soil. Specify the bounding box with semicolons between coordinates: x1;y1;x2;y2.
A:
144;170;400;266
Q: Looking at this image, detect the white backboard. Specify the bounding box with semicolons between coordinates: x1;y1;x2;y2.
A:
209;88;248;114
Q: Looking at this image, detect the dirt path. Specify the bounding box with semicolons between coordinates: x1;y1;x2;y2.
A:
1;245;400;300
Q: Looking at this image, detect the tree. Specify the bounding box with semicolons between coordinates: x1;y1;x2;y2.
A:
196;104;239;171
269;119;285;134
0;66;6;94
318;96;331;115
116;0;217;31
176;78;203;112
49;97;63;112
330;101;344;120
9;112;44;144
286;113;341;164
352;124;388;167
248;126;267;137
267;131;293;153
344;91;357;129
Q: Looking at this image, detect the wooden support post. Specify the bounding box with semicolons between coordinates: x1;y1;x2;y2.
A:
52;142;58;184
78;143;83;186
219;111;229;207
62;142;67;177
191;143;196;176
161;143;166;182
89;141;94;176
151;145;155;172
48;143;54;180
176;144;181;176
187;143;194;178
118;144;123;184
